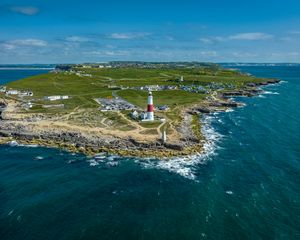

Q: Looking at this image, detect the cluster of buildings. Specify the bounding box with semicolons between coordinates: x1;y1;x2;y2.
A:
81;64;112;69
118;85;178;92
179;82;235;94
1;87;33;97
180;85;207;94
96;98;137;111
96;91;160;122
206;82;235;90
135;85;177;91
130;91;154;121
75;72;92;77
130;92;168;123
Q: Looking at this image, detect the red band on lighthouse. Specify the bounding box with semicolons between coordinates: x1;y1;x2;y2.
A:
147;105;154;112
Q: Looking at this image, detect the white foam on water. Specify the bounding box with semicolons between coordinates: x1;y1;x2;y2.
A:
140;114;223;180
8;209;14;216
6;141;40;148
88;159;99;166
7;141;19;147
278;80;288;84
87;154;121;167
34;156;44;160
19;144;39;148
263;91;279;95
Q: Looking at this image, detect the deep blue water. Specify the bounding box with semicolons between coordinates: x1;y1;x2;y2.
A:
0;68;51;85
0;67;299;239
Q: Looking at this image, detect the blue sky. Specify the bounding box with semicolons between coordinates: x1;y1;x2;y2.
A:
1;0;300;63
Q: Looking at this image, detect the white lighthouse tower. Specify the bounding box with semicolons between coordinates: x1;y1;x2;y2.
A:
147;91;154;121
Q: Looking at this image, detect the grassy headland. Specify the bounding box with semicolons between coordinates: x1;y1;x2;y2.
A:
0;62;277;157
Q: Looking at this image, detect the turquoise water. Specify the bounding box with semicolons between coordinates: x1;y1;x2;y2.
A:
0;67;299;239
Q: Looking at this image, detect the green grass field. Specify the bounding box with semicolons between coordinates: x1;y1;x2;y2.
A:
1;65;269;138
5;66;266;114
117;90;206;109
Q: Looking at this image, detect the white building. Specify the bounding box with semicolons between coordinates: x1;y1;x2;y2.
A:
44;95;69;101
6;90;19;95
19;91;33;97
131;110;139;119
0;86;6;92
140;112;147;120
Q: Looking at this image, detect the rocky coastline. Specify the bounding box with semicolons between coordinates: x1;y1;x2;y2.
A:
0;78;280;158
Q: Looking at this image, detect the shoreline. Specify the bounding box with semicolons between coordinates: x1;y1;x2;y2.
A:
0;79;280;159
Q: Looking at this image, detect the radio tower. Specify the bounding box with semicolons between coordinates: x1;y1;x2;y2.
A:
147;91;154;121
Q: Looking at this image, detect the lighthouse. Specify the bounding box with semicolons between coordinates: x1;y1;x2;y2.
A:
147;91;154;121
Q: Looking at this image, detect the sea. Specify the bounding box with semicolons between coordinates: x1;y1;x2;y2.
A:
0;66;299;239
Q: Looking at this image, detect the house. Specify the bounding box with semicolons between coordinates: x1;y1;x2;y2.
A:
157;105;169;111
6;90;19;95
131;110;139;119
0;86;6;92
44;96;69;101
45;96;60;101
20;91;33;97
140;112;147;120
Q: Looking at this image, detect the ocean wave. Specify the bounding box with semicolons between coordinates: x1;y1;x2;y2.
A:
278;80;288;84
6;141;40;148
7;141;19;147
19;144;39;148
140;114;223;180
263;91;279;95
88;154;120;167
88;159;100;166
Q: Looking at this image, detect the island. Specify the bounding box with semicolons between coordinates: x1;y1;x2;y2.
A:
0;62;280;158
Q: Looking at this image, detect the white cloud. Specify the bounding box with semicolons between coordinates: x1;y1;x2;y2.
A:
288;30;300;34
270;52;299;57
200;32;273;44
229;32;273;40
232;52;258;57
10;39;47;47
10;6;40;16
86;50;130;56
199;38;213;44
65;36;91;42
1;39;48;50
199;36;226;44
200;51;218;56
1;43;16;50
107;32;150;40
280;37;293;42
166;36;174;41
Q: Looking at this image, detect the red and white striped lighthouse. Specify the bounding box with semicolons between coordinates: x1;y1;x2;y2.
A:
147;91;154;121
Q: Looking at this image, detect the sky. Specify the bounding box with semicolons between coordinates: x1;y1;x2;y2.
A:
0;0;300;63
